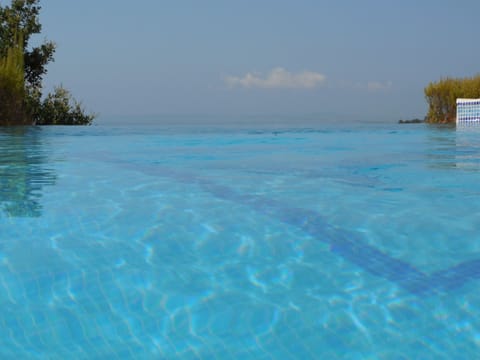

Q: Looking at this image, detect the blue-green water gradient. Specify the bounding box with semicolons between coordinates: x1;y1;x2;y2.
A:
0;120;479;359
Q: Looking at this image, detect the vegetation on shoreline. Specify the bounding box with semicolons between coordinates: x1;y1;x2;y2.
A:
398;118;424;124
0;0;95;126
424;74;480;124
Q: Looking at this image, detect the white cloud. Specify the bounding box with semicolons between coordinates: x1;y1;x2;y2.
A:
367;81;392;91
225;67;326;89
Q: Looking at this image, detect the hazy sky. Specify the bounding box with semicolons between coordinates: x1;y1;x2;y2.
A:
32;0;480;120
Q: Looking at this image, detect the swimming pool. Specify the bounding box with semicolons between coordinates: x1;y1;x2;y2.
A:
1;120;479;358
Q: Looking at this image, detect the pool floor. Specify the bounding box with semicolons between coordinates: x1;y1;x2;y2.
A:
0;123;480;358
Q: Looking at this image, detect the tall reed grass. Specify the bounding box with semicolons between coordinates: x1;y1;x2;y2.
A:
0;32;30;125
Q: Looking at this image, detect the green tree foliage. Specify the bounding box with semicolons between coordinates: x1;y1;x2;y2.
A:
0;0;55;95
36;86;95;125
0;0;95;125
0;32;29;125
425;75;480;123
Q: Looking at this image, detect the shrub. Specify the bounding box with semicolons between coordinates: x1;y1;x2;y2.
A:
425;75;480;123
35;86;95;125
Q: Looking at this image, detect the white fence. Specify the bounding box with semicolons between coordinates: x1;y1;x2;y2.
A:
457;98;480;123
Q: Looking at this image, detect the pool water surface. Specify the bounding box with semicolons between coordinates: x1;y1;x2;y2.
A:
0;121;479;358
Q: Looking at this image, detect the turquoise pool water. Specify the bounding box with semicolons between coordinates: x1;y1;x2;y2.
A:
1;120;480;358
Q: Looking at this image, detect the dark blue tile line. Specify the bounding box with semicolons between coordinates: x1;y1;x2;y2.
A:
112;159;479;297
197;179;432;296
428;259;480;293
